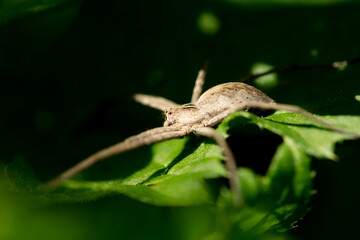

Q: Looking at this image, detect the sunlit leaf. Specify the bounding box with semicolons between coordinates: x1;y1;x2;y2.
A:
44;138;227;206
218;111;360;160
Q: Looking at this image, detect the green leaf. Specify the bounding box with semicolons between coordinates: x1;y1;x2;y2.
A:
212;139;312;238
44;138;227;206
218;111;360;160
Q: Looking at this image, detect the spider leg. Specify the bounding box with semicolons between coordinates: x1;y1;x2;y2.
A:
194;127;242;207
133;94;179;111
238;56;360;83
191;61;209;103
191;69;206;103
42;127;186;190
205;102;360;138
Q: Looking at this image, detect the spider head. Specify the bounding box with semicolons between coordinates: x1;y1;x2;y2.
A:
163;104;203;127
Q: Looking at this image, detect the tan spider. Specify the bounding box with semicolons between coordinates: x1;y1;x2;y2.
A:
43;62;360;206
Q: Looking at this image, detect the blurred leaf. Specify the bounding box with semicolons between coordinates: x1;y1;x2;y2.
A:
3;155;40;191
218;111;360;159
0;164;121;240
251;62;279;89
198;11;221;35
0;0;81;25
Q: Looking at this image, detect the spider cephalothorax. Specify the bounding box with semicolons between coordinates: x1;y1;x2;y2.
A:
43;64;360;207
164;104;203;128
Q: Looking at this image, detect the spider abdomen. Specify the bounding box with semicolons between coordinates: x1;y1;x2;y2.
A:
197;82;274;117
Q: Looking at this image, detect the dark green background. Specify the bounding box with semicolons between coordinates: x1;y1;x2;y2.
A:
1;0;360;239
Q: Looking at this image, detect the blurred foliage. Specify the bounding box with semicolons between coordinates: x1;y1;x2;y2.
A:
251;62;279;89
1;0;360;239
198;11;221;35
0;0;82;25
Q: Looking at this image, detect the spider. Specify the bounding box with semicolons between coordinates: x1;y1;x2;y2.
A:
43;62;360;206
